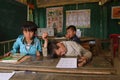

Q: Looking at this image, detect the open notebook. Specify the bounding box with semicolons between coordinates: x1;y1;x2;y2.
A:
0;53;25;63
56;58;77;68
0;71;15;80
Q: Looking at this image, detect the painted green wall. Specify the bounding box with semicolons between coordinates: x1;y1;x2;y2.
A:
0;0;27;41
107;2;120;36
34;3;104;38
33;1;120;39
0;1;119;40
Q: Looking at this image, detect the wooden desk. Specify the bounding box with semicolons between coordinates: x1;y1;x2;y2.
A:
0;56;114;73
80;37;98;56
10;71;120;80
45;37;96;42
0;55;119;80
80;37;96;42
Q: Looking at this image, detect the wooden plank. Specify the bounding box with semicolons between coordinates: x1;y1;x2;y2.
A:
37;0;99;8
0;56;116;75
0;65;116;75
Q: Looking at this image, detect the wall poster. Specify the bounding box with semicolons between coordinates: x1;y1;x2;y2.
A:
66;9;90;28
111;6;120;19
46;7;63;33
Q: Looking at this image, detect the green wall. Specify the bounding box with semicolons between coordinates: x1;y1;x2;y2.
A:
0;0;27;41
107;2;120;36
0;1;119;40
33;1;120;39
34;3;105;38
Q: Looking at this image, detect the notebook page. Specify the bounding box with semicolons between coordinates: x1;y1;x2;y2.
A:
0;71;15;80
56;58;77;68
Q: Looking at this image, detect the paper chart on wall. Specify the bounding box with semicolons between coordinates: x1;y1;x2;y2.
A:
66;9;90;28
46;7;63;33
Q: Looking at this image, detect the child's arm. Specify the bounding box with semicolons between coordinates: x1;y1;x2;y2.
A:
42;32;48;48
4;37;20;57
70;41;92;67
65;33;70;40
77;46;92;67
77;56;87;67
4;52;11;57
41;32;48;57
36;51;40;56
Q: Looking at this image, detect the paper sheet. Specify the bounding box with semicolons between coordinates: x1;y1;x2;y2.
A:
0;71;15;80
56;58;77;68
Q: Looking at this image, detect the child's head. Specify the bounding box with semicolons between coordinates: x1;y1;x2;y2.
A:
22;21;38;39
47;40;67;58
66;25;76;39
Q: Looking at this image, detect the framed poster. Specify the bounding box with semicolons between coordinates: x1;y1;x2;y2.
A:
46;7;63;33
112;6;120;19
66;9;90;28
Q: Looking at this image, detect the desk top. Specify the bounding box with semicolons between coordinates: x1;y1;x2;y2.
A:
0;56;115;75
39;36;96;42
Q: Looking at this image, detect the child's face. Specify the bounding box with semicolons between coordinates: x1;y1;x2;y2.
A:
54;42;67;56
23;30;34;40
66;29;76;38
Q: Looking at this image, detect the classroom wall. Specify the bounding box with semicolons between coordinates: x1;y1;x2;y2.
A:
0;1;119;40
0;0;27;41
107;2;120;36
34;3;103;38
34;1;120;39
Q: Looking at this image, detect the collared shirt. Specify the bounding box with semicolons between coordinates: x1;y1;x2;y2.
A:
70;35;81;44
10;35;42;55
62;41;92;60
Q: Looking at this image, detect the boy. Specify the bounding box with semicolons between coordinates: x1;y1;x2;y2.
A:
65;25;81;44
42;32;92;67
4;21;42;57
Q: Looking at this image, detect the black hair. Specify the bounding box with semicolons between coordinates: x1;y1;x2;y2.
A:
67;25;76;31
21;21;38;33
47;40;60;58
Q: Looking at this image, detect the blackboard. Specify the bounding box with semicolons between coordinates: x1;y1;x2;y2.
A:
0;0;27;41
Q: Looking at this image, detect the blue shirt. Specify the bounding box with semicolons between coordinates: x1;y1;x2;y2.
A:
10;35;42;55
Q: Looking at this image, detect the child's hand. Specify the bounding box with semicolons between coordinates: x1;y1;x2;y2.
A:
77;57;87;67
36;51;40;57
42;32;48;40
65;34;70;39
4;52;11;57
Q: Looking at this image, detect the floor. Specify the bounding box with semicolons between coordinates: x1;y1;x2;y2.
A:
100;47;120;75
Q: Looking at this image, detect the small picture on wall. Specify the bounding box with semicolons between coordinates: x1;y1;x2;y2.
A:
112;6;120;19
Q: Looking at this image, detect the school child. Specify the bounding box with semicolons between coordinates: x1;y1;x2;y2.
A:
4;21;42;57
42;32;92;67
65;25;81;44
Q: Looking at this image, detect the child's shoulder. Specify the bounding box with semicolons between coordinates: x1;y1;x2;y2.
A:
17;35;24;39
33;36;40;42
15;35;24;41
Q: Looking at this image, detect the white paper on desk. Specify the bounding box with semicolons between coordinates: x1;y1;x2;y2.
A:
56;58;77;68
0;71;15;80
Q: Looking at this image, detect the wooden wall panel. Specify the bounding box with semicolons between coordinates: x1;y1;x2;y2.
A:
37;0;99;8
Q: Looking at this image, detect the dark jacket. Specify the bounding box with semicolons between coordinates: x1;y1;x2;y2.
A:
70;35;81;44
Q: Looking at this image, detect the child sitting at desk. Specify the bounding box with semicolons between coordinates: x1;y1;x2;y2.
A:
42;32;92;67
65;25;81;44
4;21;42;57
